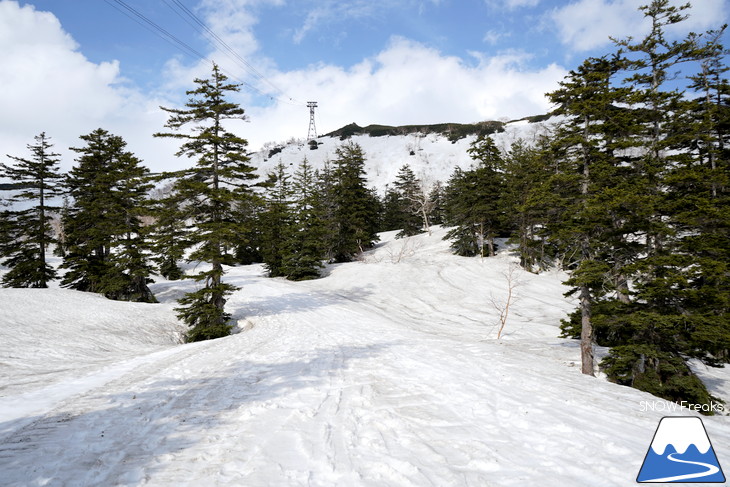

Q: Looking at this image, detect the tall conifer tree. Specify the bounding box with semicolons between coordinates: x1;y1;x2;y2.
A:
62;129;155;302
549;1;729;406
331;142;380;261
260;162;293;277
444;134;506;257
281;157;327;280
155;64;257;342
392;164;423;238
547;56;633;376
0;133;63;287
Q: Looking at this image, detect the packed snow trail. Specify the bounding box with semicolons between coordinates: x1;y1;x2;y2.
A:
1;229;729;486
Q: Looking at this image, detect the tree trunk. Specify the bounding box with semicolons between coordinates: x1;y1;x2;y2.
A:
580;284;595;376
421;206;431;236
39;170;47;287
616;273;631;304
478;223;485;258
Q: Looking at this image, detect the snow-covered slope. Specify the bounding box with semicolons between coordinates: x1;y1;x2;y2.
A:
250;119;555;191
0;288;183;395
1;227;728;486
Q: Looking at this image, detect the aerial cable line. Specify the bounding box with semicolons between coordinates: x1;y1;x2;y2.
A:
105;0;206;61
164;0;294;99
104;0;302;106
162;0;304;106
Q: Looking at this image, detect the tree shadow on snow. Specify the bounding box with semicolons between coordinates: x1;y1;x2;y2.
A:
0;342;391;486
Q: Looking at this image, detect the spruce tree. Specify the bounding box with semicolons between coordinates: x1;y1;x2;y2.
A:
331;142;380;261
313;160;340;262
281;157;327;280
260;162;293;277
149;186;188;281
502;139;557;271
380;184;403;232
427;181;447;226
232;194;266;265
596;0;723;404
61;129;156;302
548;1;729;407
0;133;63;287
154;63;257;342
444;134;506;257
546;55;634;376
392;164;424;238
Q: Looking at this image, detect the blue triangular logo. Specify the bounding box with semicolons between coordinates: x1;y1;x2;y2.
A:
637;416;726;483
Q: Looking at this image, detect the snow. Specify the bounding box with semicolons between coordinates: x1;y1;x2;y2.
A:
0;288;184;396
250;118;557;192
1;227;728;486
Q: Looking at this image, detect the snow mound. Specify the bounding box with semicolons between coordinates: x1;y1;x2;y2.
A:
0;288;184;396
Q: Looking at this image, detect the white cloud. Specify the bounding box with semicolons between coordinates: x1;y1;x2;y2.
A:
0;1;181;173
506;0;540;7
0;2;122;134
241;38;566;146
485;0;540;9
0;0;567;179
551;0;728;52
289;0;448;44
483;29;509;45
197;0;284;57
291;1;386;44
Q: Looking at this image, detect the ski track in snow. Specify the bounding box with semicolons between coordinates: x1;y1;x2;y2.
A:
1;228;729;486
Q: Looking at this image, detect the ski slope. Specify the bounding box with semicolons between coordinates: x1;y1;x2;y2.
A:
1;228;728;486
250;118;555;193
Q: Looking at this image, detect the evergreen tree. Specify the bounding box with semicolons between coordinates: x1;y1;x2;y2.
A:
154;64;257;342
313;160;340;262
546;55;635;376
443;168;479;256
281;157;327;280
380;184;403;232
0;133;63;287
551;1;729;407
658;27;730;365
61;129;155;302
427;181;447;226
502;139;557;271
595;0;724;404
149;186;188;280
232;194;266;265
331;142;380;261
260;162;293;277
444;135;506;257
392;164;423;238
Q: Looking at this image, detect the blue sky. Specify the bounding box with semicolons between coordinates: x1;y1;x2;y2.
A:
17;0;570;94
1;0;728;171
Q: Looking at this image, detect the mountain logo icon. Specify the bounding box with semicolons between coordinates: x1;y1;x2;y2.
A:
637;416;725;483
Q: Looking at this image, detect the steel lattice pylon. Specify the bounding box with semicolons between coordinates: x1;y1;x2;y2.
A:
307;101;318;140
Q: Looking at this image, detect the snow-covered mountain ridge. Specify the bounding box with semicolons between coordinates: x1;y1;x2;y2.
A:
250;117;555;192
1;227;728;486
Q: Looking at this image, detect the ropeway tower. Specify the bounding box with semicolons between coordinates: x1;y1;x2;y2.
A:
307;101;318;140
